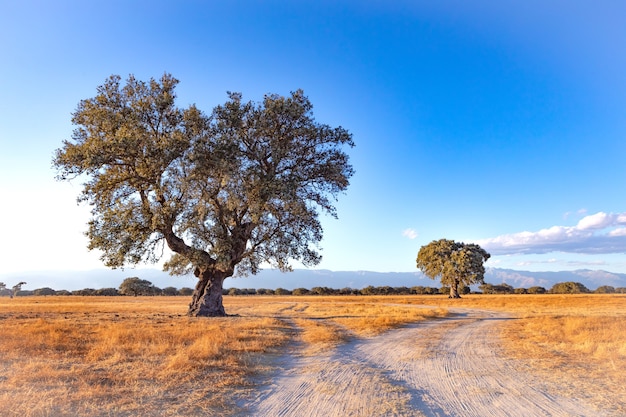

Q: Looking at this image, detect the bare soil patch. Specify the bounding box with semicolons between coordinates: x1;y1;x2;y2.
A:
244;309;618;416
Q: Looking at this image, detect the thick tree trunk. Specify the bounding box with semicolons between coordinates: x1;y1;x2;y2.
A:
449;281;461;299
187;268;230;317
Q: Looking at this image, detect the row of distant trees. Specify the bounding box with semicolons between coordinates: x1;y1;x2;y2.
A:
2;277;625;297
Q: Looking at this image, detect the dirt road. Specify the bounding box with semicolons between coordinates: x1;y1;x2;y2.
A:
243;309;608;416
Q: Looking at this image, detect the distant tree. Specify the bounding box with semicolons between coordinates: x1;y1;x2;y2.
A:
274;288;292;295
56;290;72;296
416;239;490;298
411;286;425;295
53;74;354;317
527;286;547;294
615;287;626;294
376;286;395;295
595;285;616;294
360;285;376;296
549;282;590;294
3;282;27;298
72;288;96;296
480;283;514;294
256;288;274;295
95;287;120;296
478;283;493;294
411;286;439;295
514;288;528;294
179;287;194;296
394;286;411;295
162;286;179;296
292;288;310;296
311;286;335;295
119;277;154;296
34;287;56;296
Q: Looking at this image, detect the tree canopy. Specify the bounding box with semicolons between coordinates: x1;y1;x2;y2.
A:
548;281;590;294
54;73;354;316
119;277;154;296
0;282;26;298
416;239;490;298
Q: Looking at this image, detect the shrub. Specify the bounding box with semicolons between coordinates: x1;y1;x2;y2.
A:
595;285;615;294
33;287;56;296
549;282;590;294
178;287;194;296
161;287;179;296
95;288;120;296
527;286;547;294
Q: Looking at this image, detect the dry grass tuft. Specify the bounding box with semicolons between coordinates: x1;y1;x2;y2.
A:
0;297;289;417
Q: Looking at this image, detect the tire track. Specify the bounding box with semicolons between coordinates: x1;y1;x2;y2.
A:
243;309;607;416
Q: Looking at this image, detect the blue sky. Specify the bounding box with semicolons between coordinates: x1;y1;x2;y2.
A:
2;0;626;278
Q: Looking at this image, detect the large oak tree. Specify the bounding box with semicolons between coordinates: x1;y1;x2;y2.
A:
54;74;354;316
416;239;490;298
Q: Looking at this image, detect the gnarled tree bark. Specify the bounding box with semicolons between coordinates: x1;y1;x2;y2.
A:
188;267;232;317
449;279;461;299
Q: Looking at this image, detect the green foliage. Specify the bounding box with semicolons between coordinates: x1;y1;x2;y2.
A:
53;74;354;280
410;286;440;295
292;288;310;296
479;283;515;294
549;281;590;294
54;74;354;316
95;288;120;296
527;286;547;294
33;287;56;296
595;285;616;294
310;286;336;295
178;287;194;296
72;288;96;296
416;239;490;298
161;286;179;296
274;288;292;295
360;285;377;295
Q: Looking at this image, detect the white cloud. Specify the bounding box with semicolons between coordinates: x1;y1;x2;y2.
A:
476;211;626;255
402;228;418;240
576;212;626;230
609;227;626;237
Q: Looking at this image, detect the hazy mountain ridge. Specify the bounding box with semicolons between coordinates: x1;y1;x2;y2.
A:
2;267;626;291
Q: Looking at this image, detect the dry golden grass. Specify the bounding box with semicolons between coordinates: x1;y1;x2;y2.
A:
0;297;289;417
490;295;626;414
226;295;448;344
1;294;624;415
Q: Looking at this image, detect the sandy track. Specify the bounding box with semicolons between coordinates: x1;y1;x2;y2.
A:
243;309;606;417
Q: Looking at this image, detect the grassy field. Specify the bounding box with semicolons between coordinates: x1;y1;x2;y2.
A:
0;294;624;416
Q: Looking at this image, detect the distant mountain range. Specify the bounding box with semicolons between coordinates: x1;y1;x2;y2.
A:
2;267;626;291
